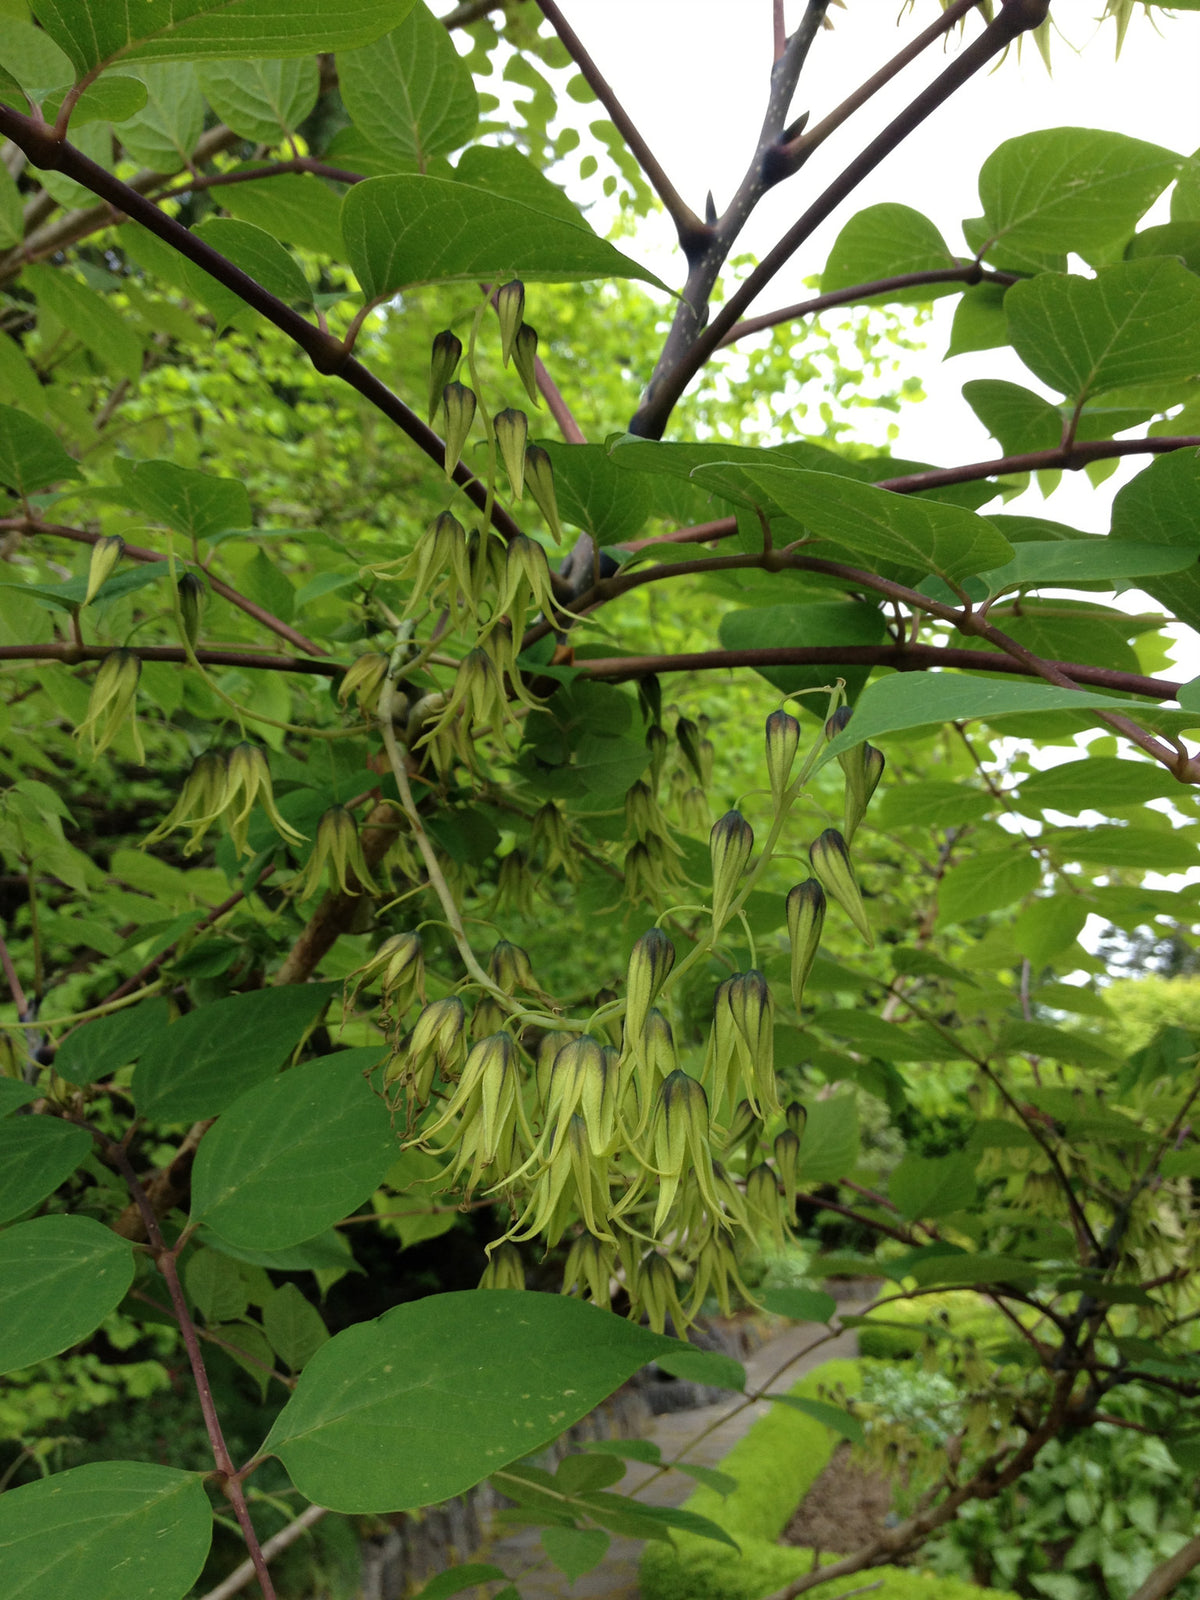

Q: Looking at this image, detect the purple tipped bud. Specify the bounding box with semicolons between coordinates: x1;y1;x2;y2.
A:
765;709;801;806
441;381;477;478
710;810;754;938
495;280;525;367
513;322;540;406
428;328;463;421
785;878;826;1013
494;407;528;499
809;828;872;946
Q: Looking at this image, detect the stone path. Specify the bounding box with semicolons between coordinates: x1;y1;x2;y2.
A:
476;1314;864;1600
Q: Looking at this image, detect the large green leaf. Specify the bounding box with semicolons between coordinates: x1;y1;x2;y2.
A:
339;0;477;164
0;402;80;495
0;1117;92;1224
54;997;172;1086
937;848;1041;926
131;982;337;1121
263;1291;688;1511
876;781;993;829
1111;451;1200;632
192;217;312;306
540;442;654;544
341;175;667;297
0;1462;211;1600
23;266;144;384
1007;259;1200;404
821;674;1188;760
116;458;252;541
821;203;961;302
974;128;1180;264
1015;755;1181;814
717;600;887;702
214;171;346;257
981;538;1194;596
889;1152;977;1219
196;57;320;145
794;1094;858;1184
32;0;417;73
0;17;72;100
0;1215;134;1374
189;1047;394;1249
1050;825;1198;874
116;62;204;170
691;467;1012;586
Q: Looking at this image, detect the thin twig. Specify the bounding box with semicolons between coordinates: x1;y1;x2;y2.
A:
0;642;340;675
196;1505;329;1600
532;0;706;247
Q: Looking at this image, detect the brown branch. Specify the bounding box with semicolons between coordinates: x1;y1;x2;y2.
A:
718;263;1018;346
532;0;707;248
1129;1535;1200;1600
776;0;985;173
0;106;525;548
5;516;329;657
196;1505;329;1600
623;516;740;552
151;156;366;205
535;354;588;444
632;0;1051;436
572;643;1182;702
876;435;1200;495
0;642;340;675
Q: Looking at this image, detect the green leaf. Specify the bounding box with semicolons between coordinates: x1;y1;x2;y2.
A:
693;467;1013;586
117;458;252;541
937;848;1040;926
339;0;478;164
717;600;887;704
795;1094;858;1184
34;0;419;73
876;780;993;830
189;1046;394;1248
553;1452;626;1494
262;1290;687;1511
541;1525;609;1581
905;1251;1040;1288
1111;451;1200;632
213;171;346;257
54;997;171;1085
410;1567;509;1600
769;1394;864;1446
981;538;1194;596
116;62;204;170
889;1152;977;1219
761;1287;837;1324
196;57;319;144
197;1225;360;1275
595;1499;740;1550
131;982;337;1122
673;1462;739;1496
0;401;80;495
1007;259;1200;404
540;441;654;543
582;1438;661;1465
0;1461;212;1600
0;1215;134;1374
1012;897;1089;967
1127;220;1200;273
193;217;312;306
46;73;148;127
947;280;1010;357
23;266;144;384
654;1345;744;1391
822;674;1184;759
810;1010;962;1062
341;175;667;297
1050;825;1197;873
822;203;961;303
0;1081;37;1116
262;1282;329;1371
0;1116;91;1224
185;1245;250;1322
456;146;585;225
0;16;72;99
975;128;1180;263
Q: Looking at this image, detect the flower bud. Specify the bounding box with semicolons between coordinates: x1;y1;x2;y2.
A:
374;932;423;1013
338;651;389;715
480;1241;525;1291
623;840;660;906
641;1008;678;1083
143;749;228;855
471;995;507;1040
625;927;676;1043
765;709;800;807
495;280;525;367
76;648;143;761
726;1097;760;1154
746;1161;786;1247
225;742;305;855
678;786;708;835
638;675;663;728
177;570;207;649
625;779;665;842
710;810;754;939
675;716;704;784
825;705;853;743
774;1128;801;1212
548;1034;617;1158
646;724;669;792
292;805;379;899
409;996;467;1082
635;1251;686;1336
83;535;125;605
562;1233;613;1309
428;328;463;422
843;742;886;843
523;444;562;541
441;380;477;478
785;878;826;1013
513;322;540;406
495;848;535;916
698;736;715;787
488;939;538;995
785;1100;808;1140
494;407;528;499
809;828;872;945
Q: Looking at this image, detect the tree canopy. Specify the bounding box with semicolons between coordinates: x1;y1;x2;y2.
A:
3;3;1200;1599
